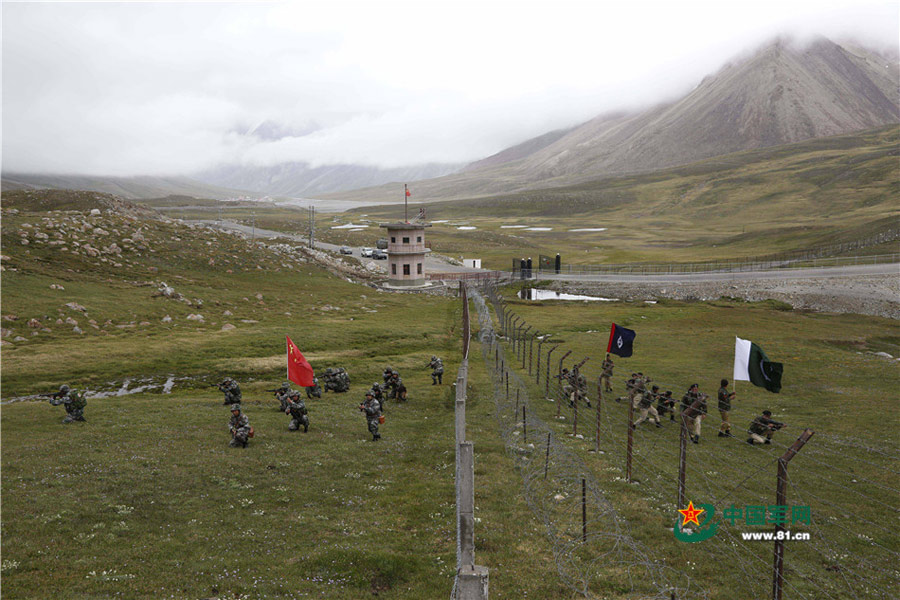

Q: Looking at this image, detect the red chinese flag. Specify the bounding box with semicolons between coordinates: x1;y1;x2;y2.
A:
286;335;314;387
406;188;411;197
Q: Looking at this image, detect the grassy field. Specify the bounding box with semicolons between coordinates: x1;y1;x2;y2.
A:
2;192;898;598
473;285;899;598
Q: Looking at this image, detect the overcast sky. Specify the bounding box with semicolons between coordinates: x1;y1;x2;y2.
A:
2;0;897;176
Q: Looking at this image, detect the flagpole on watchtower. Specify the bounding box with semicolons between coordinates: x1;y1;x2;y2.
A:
404;184;409;223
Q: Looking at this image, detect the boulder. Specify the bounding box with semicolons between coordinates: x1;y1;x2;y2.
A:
65;302;87;313
220;323;236;331
28;318;41;328
186;313;204;321
161;315;172;323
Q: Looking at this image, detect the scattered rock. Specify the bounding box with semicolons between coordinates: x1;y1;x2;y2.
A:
223;310;233;316
65;302;87;313
186;313;204;321
3;315;18;321
90;208;101;216
20;239;29;245
0;328;10;338
28;318;41;328
874;351;894;359
65;317;79;326
49;284;65;290
93;227;110;236
13;336;27;342
255;293;264;300
220;323;236;331
240;319;259;324
73;326;83;335
139;321;151;327
147;266;158;273
161;315;172;323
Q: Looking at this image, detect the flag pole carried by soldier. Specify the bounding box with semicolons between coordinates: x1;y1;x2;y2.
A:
285;391;310;433
359;390;382;441
747;410;786;445
228;404;253;448
427;355;444;385
44;384;87;423
217;377;242;406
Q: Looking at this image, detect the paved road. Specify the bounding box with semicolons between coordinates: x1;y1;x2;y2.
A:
196;219;479;274
532;263;899;283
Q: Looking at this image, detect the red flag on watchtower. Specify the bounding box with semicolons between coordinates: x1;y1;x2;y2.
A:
286;335;314;387
405;186;411;197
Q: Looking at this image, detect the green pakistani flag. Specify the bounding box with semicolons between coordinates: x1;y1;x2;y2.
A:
734;337;783;393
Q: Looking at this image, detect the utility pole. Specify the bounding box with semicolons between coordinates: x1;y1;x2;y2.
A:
308;205;316;249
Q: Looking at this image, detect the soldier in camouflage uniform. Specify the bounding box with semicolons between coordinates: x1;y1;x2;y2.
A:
383;366;395;386
49;384;87;423
370;382;386;413
563;367;590;409
386;371;407;402
273;381;293;411
323;367;350;393
306;376;322;399
360;390;382;441
600;354;614;392
427;356;444;385
228;404;252;448
717;378;736;437
633;384;662;428
285;391;310;432
218;377;242;406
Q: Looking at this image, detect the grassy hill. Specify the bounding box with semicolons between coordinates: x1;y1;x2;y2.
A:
1;191;897;598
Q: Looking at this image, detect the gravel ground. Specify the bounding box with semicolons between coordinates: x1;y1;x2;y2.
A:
547;274;899;319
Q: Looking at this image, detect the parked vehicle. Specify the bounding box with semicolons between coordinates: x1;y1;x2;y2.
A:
376;238;389;250
339;246;353;255
372;249;388;260
360;247;374;258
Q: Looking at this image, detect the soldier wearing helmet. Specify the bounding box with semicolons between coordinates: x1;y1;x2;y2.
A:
217;377;242;406
427;355;444;385
285;391;310;433
47;384;87;423
229;404;251;448
359;390;382;441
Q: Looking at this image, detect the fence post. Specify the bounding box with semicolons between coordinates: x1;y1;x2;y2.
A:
555;350;572;418
544;432;551;479
528;332;537;376
596;377;603;452
522;405;527;444
772;429;815;600
677;399;703;508
521;326;532;366
536;337;548;383
573;385;578;436
545;345;559;399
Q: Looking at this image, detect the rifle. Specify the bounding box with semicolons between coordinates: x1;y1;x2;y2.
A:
264;388;282;393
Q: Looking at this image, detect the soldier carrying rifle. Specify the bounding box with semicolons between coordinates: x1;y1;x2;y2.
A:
747;410;786;445
216;377;242;406
43;384;87;424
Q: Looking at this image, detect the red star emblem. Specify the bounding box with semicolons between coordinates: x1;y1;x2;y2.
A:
678;501;705;527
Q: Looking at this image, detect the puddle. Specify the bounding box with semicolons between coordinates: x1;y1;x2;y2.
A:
457;226;477;230
569;228;607;232
519;288;618;302
524;227;552;231
2;375;198;404
331;223;370;229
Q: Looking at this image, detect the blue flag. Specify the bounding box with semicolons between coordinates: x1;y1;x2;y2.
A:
607;323;636;357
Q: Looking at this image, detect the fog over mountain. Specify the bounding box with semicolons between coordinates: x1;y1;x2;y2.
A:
2;0;898;194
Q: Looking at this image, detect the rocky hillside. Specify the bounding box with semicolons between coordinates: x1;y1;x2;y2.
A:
322;37;900;204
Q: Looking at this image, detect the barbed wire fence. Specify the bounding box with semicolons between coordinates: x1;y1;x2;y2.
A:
471;286;708;598
477;281;899;599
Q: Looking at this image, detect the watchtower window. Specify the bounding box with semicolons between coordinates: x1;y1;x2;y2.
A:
416;236;422;243
403;264;410;275
417;263;422;274
392;264;397;275
391;237;396;243
402;237;410;244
